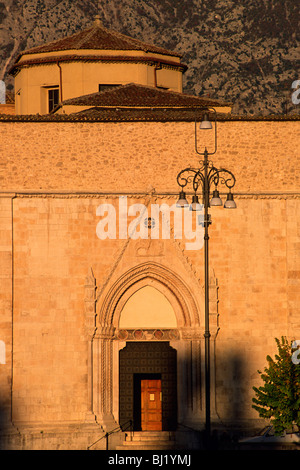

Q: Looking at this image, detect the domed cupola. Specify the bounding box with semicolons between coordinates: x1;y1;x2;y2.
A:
9;16;187;115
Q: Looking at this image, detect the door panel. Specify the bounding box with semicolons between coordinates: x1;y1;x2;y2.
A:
119;343;177;431
141;379;162;431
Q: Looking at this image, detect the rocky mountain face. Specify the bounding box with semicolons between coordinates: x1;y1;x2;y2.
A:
0;0;299;115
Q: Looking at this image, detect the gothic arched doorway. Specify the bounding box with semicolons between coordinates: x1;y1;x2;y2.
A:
87;261;215;432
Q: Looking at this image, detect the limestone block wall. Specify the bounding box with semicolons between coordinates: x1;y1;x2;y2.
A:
0;117;299;441
0;119;299;193
0;193;299;428
0;195;13;428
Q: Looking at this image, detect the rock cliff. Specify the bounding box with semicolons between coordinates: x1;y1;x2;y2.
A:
0;0;299;115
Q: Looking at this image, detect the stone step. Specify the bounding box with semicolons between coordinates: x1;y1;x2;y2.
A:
126;432;175;442
121;439;177;446
116;431;178;450
116;444;179;450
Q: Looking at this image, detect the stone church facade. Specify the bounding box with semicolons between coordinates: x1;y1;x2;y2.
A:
0;18;299;450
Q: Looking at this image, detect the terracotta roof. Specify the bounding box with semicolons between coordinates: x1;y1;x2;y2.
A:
61;83;231;109
71;107;227;121
0;112;299;123
9;54;187;76
19;17;181;58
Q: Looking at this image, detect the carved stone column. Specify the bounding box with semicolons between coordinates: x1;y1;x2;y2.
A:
84;268;97;424
92;326;117;431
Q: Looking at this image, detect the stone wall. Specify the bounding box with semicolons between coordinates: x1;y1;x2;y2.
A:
0;119;299;193
0;104;15;115
0;118;299;448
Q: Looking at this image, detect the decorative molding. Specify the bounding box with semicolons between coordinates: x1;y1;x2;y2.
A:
87;261;219;429
180;327;203;340
97;261;201;330
3;191;300;200
84;267;97;338
115;328;180;341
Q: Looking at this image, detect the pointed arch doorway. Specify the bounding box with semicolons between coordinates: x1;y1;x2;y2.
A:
118;285;177;431
90;262;211;433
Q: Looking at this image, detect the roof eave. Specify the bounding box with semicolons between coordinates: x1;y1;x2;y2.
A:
8;53;187;76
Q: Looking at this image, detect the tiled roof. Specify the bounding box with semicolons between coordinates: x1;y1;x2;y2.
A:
71;107;227;121
61;83;231;109
19;17;181;58
0;112;299;123
9;54;186;76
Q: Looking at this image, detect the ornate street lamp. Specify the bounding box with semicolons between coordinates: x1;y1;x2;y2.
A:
176;108;236;444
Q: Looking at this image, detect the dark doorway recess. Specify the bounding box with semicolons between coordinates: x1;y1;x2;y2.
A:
134;373;162;431
119;342;177;431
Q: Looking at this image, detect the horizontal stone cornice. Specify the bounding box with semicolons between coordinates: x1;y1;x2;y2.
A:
1;191;300;199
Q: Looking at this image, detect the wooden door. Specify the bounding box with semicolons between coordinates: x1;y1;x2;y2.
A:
141;379;162;431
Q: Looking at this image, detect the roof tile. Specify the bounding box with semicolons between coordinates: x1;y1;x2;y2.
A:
61;83;231;109
21;18;181;57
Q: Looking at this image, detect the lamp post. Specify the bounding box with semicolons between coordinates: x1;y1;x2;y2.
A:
176;108;236;445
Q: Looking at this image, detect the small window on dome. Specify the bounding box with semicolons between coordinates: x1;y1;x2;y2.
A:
98;84;120;93
48;87;59;113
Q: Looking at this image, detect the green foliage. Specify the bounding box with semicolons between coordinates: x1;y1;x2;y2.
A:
252;337;300;435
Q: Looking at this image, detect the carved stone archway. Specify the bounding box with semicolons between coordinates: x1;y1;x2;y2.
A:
98;261;201;331
84;262;219;431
